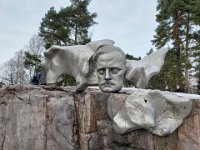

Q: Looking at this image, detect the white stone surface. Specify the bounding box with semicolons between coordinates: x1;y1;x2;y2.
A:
112;88;200;136
43;40;168;92
125;49;168;88
43;39;114;92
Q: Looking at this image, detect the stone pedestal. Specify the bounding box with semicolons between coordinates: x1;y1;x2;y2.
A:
0;85;200;150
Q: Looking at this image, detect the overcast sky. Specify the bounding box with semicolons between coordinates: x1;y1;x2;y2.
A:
0;0;158;65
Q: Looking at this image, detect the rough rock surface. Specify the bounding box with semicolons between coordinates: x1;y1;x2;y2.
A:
112;89;193;136
0;85;200;150
0;85;77;150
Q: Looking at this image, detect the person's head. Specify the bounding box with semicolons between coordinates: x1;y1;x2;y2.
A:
93;45;126;92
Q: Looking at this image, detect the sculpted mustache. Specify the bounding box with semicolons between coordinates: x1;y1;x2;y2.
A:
101;81;116;85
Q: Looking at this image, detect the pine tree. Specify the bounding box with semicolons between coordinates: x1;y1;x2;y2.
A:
24;52;42;77
153;0;184;87
39;0;97;49
126;53;141;60
192;40;200;93
152;0;200;92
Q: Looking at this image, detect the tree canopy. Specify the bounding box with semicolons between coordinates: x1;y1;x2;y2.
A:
151;0;200;92
39;0;97;49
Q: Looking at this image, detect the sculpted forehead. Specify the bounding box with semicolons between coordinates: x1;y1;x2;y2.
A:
96;51;126;68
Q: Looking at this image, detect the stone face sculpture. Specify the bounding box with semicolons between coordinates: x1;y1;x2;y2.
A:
43;39;168;92
107;89;200;136
93;45;126;92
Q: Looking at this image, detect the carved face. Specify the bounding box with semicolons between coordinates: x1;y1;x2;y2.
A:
96;51;126;92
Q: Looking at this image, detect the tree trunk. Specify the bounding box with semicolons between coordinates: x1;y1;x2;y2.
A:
184;16;190;93
173;10;182;86
75;24;78;45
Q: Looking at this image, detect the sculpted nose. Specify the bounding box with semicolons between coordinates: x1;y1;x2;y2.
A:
105;68;111;80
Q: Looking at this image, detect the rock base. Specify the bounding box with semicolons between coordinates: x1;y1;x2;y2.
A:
0;85;200;150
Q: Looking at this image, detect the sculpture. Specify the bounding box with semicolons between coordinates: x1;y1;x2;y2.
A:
109;89;196;136
43;39;198;137
93;45;126;92
42;39;114;92
125;48;168;88
43;39;168;92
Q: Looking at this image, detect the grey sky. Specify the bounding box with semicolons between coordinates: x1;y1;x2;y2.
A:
0;0;158;65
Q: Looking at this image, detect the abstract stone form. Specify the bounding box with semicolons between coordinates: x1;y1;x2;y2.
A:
42;39;114;92
125;48;168;88
109;89;200;136
43;39;168;92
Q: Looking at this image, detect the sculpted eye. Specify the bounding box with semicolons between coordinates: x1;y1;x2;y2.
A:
97;68;105;75
110;68;121;74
